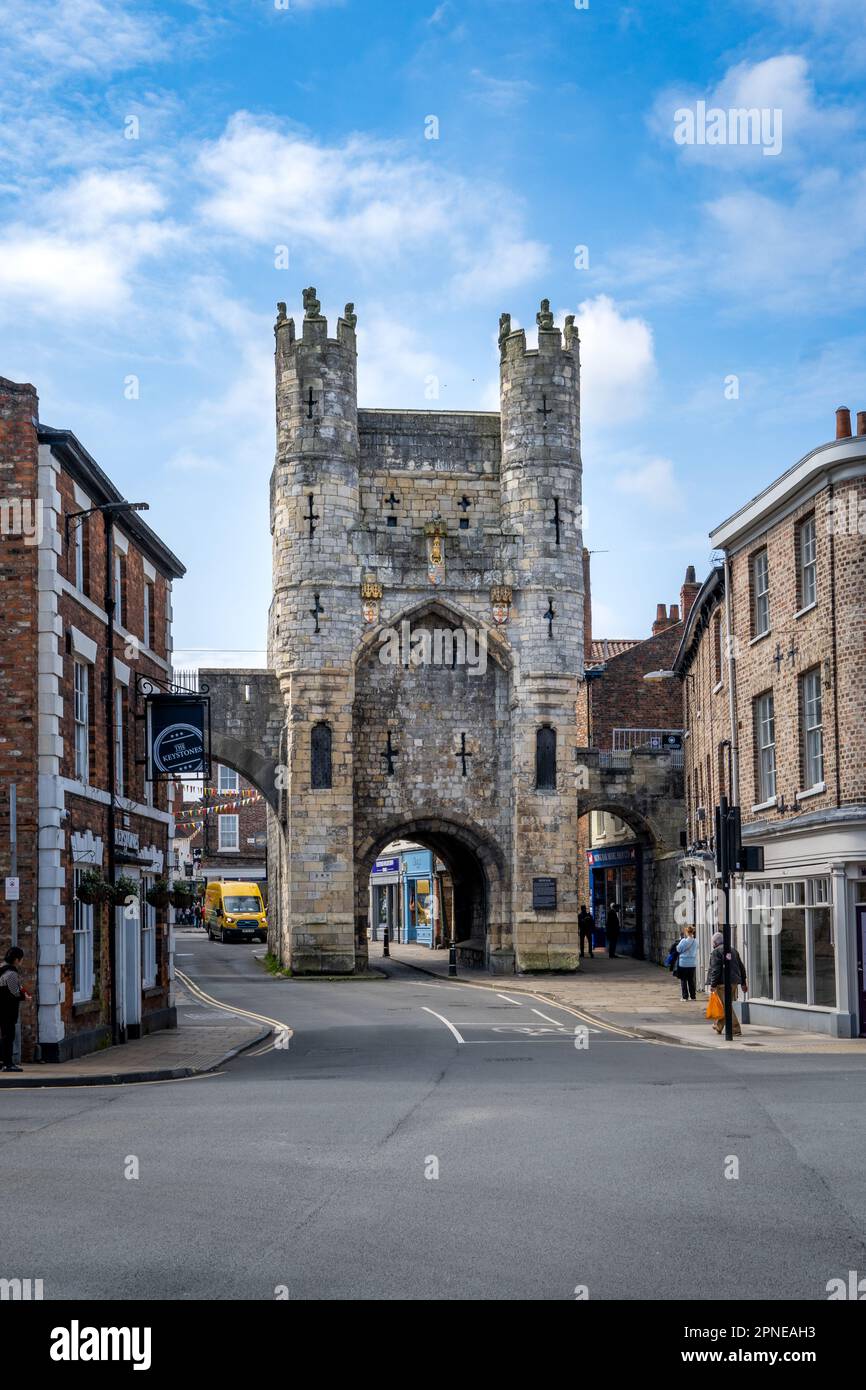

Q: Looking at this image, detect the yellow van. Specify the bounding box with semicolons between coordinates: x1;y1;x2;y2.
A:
204;881;268;944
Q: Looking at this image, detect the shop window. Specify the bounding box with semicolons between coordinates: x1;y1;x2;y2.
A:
535;726;556;790
746;878;835;1008
311;723;332;789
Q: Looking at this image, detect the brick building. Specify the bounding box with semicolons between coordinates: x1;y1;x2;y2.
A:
0;377;185;1061
675;406;866;1035
576;565;698;955
173;764;267;887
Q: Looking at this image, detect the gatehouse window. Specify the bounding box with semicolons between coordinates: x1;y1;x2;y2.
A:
311;722;333;789
535;726;556;790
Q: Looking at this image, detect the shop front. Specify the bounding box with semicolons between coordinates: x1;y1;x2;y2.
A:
586;844;643;958
738;818;866;1038
370;856;400;943
402;850;438;947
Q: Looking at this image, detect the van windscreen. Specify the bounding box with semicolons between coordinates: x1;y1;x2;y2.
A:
224;896;261;913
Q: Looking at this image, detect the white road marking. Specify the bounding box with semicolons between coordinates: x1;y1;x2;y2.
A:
496;993;521;1005
421;1006;465;1044
531;1008;566;1028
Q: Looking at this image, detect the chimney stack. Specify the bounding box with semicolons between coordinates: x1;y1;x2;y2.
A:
669;603;680;624
680;564;700;622
652;603;669;636
836;406;852;439
857;411;866;438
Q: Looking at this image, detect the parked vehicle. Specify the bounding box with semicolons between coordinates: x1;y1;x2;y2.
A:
204;881;268;944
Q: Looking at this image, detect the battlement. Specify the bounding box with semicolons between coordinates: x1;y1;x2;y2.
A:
498;300;580;362
274;288;357;357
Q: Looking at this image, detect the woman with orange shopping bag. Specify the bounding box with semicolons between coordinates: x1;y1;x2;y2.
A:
705;931;748;1036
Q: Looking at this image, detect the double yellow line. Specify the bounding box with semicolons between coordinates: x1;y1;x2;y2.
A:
175;968;292;1056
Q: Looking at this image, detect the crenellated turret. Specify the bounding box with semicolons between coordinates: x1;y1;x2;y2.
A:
499;298;584;677
269;289;360;671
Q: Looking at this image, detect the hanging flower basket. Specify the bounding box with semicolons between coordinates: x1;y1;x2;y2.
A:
76;868;107;905
109;875;140;908
169;880;195;908
145;879;171;910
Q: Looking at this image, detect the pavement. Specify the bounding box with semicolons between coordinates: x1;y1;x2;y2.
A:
385;941;866;1054
5;932;866;1301
0;953;271;1086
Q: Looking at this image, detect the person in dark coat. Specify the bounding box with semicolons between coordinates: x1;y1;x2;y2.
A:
606;903;620;958
0;947;30;1073
578;904;595;959
706;931;747;1036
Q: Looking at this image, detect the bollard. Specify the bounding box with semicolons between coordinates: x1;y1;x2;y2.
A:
448;941;457;977
382;924;390;958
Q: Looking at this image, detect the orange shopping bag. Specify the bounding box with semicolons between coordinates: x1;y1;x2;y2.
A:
706;989;724;1021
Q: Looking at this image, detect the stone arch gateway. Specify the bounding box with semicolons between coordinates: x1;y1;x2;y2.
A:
201;292;682;975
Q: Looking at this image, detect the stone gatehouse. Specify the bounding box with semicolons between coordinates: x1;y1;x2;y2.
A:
269;288;585;973
203;289;683;975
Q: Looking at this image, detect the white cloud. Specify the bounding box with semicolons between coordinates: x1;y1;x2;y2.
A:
704;166;866;309
356;310;443;408
0;169;176;316
652;54;853;165
195;114;548;298
0;0;169;78
569;295;656;424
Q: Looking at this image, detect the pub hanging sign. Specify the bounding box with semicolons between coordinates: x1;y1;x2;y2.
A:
147;695;210;780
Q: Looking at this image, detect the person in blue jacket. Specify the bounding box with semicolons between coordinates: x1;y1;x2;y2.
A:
675;925;699;1000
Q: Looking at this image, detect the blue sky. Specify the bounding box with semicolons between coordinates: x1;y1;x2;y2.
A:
1;0;864;657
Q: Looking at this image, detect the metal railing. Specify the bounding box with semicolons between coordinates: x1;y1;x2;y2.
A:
612;727;684;752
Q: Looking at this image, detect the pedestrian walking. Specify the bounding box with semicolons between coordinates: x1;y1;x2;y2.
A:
675;925;698;1000
606;902;620;958
706;931;748;1036
578;904;594;959
0;947;31;1073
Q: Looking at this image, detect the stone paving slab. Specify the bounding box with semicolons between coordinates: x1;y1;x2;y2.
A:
386;943;866;1055
0;977;269;1088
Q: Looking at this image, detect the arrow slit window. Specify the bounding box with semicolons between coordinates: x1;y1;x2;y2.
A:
311;722;333;790
535;726;557;790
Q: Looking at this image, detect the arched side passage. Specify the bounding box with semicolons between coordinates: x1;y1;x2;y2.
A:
355;815;510;969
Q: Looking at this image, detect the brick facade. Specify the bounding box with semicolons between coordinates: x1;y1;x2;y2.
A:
0;377;185;1061
676;411;866;1035
175;767;267;885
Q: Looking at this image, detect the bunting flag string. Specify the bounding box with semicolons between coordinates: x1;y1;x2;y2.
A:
175;791;265;822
